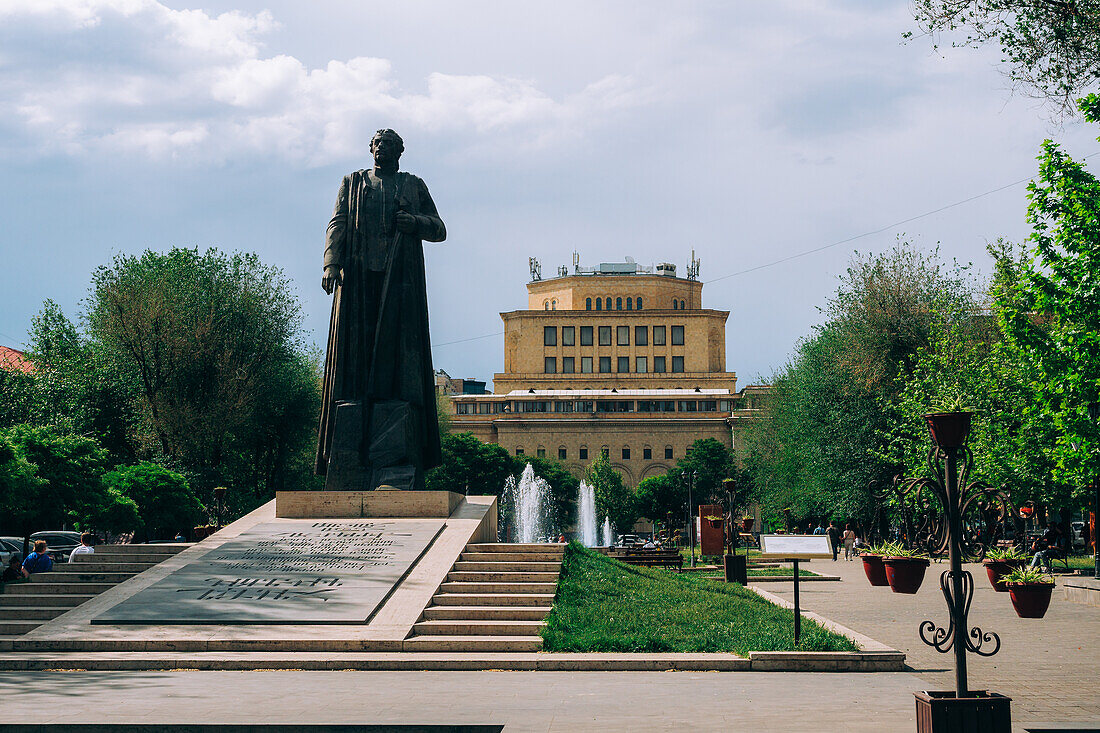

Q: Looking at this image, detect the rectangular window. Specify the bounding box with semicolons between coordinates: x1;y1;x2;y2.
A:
671;325;685;345
617;356;630;373
580;326;593;346
478;403;493;414
599;326;612;346
562;326;575;346
635;356;647;373
537;447;546;458
678;400;697;412
672;355;684;373
516;448;524;456
575;400;593;412
700;400;717;411
544;326;556;346
617;325;629;346
635;326;647;346
554;401;575;413
643;447;652;460
562;356;575;374
579;447;588;460
664;446;673;459
601;447;610;458
654;356;666;373
653;325;666;346
599;356;612;373
622;447;631;460
581;356;593;373
558;447;567;459
544;357;556;374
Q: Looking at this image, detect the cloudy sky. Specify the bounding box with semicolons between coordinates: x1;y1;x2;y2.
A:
1;0;1098;386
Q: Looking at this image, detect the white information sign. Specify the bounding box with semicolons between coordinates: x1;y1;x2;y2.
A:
758;534;833;559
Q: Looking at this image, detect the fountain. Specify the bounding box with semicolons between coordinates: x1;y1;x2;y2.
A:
577;480;598;547
502;463;552;543
601;516;613;547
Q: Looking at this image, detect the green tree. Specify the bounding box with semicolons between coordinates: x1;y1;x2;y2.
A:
676;438;736;507
1001;94;1100;498
426;432;514;496
910;1;1100;114
585;453;635;534
0;433;45;543
634;473;685;523
104;462;205;540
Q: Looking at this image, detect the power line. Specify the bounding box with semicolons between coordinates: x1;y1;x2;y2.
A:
432;330;504;349
705;149;1100;285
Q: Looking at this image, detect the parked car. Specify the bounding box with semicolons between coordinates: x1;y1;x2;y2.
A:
0;538;23;567
29;531;83;562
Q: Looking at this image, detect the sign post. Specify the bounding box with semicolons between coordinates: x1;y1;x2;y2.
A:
758;534;834;644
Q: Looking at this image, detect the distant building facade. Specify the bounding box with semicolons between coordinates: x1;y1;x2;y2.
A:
434;369;489;396
449;256;769;486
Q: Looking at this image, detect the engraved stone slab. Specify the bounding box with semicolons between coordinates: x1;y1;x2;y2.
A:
94;519;445;625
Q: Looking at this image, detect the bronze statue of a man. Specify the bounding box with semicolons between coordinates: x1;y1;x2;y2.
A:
315;129;447;490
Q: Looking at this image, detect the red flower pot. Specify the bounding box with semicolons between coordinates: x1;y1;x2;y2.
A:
1006;582;1055;618
924;412;972;449
983;558;1026;592
884;556;930;594
861;554;889;586
741;518;754;532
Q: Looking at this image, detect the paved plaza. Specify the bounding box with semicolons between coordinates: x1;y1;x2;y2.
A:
763;557;1100;728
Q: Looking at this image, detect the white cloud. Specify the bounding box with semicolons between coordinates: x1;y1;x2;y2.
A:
0;1;641;164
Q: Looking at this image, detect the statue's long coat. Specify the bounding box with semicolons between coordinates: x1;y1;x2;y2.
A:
315;168;446;476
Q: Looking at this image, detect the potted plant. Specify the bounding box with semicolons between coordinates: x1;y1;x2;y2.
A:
883;546;931;594
741;515;754;532
1003;565;1056;618
924;395;972;449
982;545;1027;592
704;514;723;529
860;542;897;587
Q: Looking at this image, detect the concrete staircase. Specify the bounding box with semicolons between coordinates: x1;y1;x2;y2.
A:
0;543;189;636
404;543;564;652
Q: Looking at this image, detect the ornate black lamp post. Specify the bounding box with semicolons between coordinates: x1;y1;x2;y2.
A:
903;412;1011;731
723;477;747;584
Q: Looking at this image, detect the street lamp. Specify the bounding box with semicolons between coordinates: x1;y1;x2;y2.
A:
685;470;697;568
723;477;747;584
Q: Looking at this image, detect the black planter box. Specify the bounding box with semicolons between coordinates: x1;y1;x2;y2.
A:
723;554;747;584
915;690;1011;733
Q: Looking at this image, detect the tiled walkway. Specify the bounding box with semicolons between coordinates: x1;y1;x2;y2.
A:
760;557;1100;729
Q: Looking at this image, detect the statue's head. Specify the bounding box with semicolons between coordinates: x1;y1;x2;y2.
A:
370;129;403;170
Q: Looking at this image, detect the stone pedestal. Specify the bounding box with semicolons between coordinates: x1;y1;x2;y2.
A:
1064;577;1100;607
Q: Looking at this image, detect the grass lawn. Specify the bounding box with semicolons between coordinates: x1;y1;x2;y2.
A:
541;542;858;654
1063;555;1098;571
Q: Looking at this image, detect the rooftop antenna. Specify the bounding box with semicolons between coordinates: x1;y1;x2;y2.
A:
557;264;568;277
573;251;580;274
687;249;701;281
529;256;542;281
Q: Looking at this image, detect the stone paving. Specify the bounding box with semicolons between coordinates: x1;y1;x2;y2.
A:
0;669;923;732
759;557;1100;729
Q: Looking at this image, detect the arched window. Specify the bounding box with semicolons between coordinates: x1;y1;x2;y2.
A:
626;298;633;310
605;297;612;310
586;297;592;310
595;298;602;311
616;297;622;310
672;300;678;310
544;300;550;310
636;297;642;310
681;299;686;309
551;299;557;310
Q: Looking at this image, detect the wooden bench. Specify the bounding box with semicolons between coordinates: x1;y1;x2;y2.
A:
607;549;683;572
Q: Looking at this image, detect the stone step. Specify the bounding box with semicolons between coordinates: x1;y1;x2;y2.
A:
466;543;565;553
53;562;160;573
2;582;115;595
32;572;135;583
412;619;544;636
0;620;41;635
431;593;555;607
439;582;558;595
92;544;190;555
0;594;96;607
0;606;71;621
445;571;559;583
402;635;543;652
75;553;178;564
452;561;561;572
459;552;565;563
422;605;552;621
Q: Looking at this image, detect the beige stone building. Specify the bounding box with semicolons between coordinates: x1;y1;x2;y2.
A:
449;256;769;486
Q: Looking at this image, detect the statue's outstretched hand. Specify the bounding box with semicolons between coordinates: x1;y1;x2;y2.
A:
322;265;342;294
